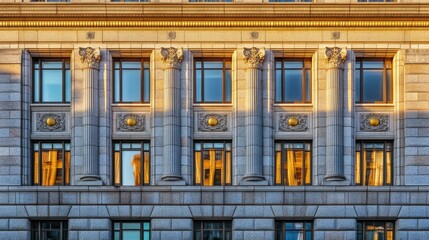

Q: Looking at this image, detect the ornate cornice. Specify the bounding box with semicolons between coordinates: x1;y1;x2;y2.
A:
79;47;101;69
243;47;265;69
325;47;347;69
161;47;183;69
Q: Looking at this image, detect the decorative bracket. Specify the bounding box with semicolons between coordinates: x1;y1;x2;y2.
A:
79;47;101;69
325;47;347;69
161;47;183;69
243;47;265;69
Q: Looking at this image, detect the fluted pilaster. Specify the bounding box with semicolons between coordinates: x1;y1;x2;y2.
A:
160;47;183;182
242;47;265;182
78;47;101;183
324;47;347;181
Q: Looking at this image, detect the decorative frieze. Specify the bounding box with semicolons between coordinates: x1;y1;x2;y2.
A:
116;113;146;132
36;113;66;132
198;113;228;132
360;113;389;132
279;113;309;132
161;47;183;69
325;47;347;69
242;47;265;69
79;47;101;69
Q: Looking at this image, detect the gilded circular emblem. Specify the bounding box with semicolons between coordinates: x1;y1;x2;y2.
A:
126;117;137;127
369;117;380;126
45;117;57;127
207;117;218;126
288;117;299;127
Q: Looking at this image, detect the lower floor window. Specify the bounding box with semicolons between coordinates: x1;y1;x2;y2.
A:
355;141;392;186
33;142;70;186
357;221;394;240
32;220;68;240
275;141;312;186
194;141;232;186
276;221;313;240
113;221;150;240
114;141;150;186
194;220;232;240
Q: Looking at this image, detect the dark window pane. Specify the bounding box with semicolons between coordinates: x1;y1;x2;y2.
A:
284;69;303;102
363;70;383;102
123;231;140;240
196;70;202;102
34;70;40;102
144;69;150;102
204;61;223;68
355;68;361;102
122;62;141;69
284;61;303;68
305;69;311;102
42;61;62;68
42;70;63;102
225;70;231;102
203;70;223;102
122;70;141;102
65;70;71;102
114;70;120;102
276;70;282;102
363;61;384;68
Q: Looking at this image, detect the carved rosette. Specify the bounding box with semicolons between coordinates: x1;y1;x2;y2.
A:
242;47;266;69
325;47;347;69
116;113;145;132
360;113;389;132
279;113;309;132
161;47;183;69
36;113;66;132
198;113;228;132
79;47;101;69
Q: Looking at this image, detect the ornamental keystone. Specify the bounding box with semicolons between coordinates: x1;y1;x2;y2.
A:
243;47;265;69
161;47;183;69
325;47;347;69
79;47;101;69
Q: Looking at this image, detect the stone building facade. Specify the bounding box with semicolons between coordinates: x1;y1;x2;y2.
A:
0;0;429;239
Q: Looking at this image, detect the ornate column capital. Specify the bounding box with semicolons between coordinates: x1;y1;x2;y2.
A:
79;47;101;69
325;47;347;69
242;47;266;69
161;47;183;69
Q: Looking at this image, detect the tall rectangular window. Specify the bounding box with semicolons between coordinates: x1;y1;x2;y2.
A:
194;141;231;186
31;220;68;240
113;221;150;240
275;141;311;186
114;60;150;103
33;142;70;186
355;141;392;186
33;59;71;103
114;141;150;186
275;59;311;103
357;221;394;240
195;59;231;103
194;221;232;240
276;221;313;240
355;59;392;103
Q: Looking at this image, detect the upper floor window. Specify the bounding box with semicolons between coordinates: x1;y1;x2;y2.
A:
194;141;231;186
357;221;394;240
114;141;150;186
275;141;311;186
33;59;70;103
276;221;313;240
195;59;231;103
194;220;232;240
113;221;150;240
355;141;392;186
32;220;68;240
355;59;392;103
114;60;150;103
33;141;70;186
275;59;311;103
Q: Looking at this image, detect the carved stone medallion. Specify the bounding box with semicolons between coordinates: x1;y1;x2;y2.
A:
242;47;266;69
79;47;101;69
198;113;228;132
279;113;309;132
116;113;145;132
36;113;66;132
325;47;347;69
360;113;389;132
161;47;183;69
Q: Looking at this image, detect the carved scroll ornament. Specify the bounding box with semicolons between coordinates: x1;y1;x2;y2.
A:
325;47;347;69
198;113;228;132
79;47;101;69
36;113;66;132
360;113;389;132
161;47;183;69
116;113;146;132
279;113;309;132
242;47;266;69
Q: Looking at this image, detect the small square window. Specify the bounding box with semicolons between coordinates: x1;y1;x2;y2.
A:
355;141;393;186
275;141;312;186
194;59;231;103
275;59;311;103
114;141;150;186
357;221;394;240
32;220;68;240
33;59;71;103
355;59;392;103
194;220;232;240
276;221;313;240
113;59;150;103
194;141;231;186
113;221;150;240
33;141;71;186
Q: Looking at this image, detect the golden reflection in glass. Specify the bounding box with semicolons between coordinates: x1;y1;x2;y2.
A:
114;142;150;186
359;221;394;240
194;142;231;186
275;142;311;186
355;142;392;186
33;142;70;186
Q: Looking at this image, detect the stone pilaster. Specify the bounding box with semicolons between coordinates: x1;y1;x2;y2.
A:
77;47;102;184
160;47;184;184
324;47;347;182
241;47;266;183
